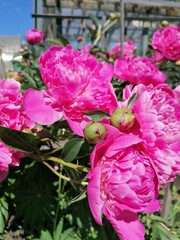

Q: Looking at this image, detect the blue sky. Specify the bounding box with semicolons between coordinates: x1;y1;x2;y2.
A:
0;0;34;43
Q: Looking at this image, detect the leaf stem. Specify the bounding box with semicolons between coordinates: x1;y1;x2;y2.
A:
43;162;88;186
53;169;62;240
44;156;90;173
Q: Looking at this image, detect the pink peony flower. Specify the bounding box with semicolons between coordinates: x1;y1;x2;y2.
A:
0;79;34;130
24;45;118;135
121;83;180;185
152;51;165;63
114;56;166;86
26;28;44;45
0;142;24;182
108;40;136;60
173;85;180;103
152;25;180;61
0;79;35;182
87;126;161;240
81;44;92;53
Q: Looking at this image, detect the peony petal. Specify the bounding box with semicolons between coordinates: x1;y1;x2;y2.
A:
144;199;161;213
0;170;9;182
63;113;90;136
24;89;63;125
103;205;145;240
106;134;142;157
86;166;103;225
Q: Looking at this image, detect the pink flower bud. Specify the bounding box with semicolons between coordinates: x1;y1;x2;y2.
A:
77;36;84;42
83;122;106;144
110;108;135;132
26;28;44;45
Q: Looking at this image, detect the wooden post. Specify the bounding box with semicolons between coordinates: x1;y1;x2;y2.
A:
34;0;38;28
120;0;124;57
161;182;173;218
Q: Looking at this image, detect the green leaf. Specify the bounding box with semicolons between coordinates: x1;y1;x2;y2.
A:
0;197;8;233
0;126;39;153
84;110;110;122
14;162;56;231
60;228;74;240
90;46;102;53
152;222;172;240
22;71;37;89
55;219;64;240
150;214;168;223
127;93;139;108
101;18;118;36
40;230;53;240
12;60;23;71
57;33;70;46
88;13;99;28
67;189;86;206
61;138;85;163
55;219;74;240
46;38;64;46
46;33;69;46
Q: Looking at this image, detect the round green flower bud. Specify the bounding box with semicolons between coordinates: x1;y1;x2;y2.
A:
83;122;106;144
175;60;180;66
110;108;135;132
7;71;22;83
161;20;169;27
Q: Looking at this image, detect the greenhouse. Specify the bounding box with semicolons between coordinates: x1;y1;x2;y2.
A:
0;0;180;239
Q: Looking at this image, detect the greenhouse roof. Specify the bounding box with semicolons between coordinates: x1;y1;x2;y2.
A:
33;0;180;52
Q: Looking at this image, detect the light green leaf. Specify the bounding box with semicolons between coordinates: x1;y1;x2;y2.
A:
55;219;63;240
40;230;53;240
55;219;74;240
152;222;172;240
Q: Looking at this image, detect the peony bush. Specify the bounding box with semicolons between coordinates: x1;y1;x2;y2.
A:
0;22;180;240
0;79;34;182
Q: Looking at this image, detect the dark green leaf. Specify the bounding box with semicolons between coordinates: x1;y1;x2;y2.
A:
46;33;69;46
61;138;85;163
0;126;39;153
46;38;65;46
14;162;56;231
67;189;86;206
88;13;99;28
84;110;110;122
127;93;139;108
90;46;102;53
57;33;70;46
0;197;8;233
